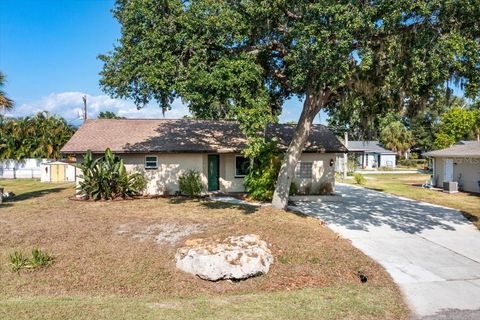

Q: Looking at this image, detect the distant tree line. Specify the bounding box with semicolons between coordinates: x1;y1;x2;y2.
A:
98;111;124;119
0;112;76;160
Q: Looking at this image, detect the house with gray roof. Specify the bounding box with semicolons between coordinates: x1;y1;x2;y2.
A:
348;141;397;169
61;119;347;195
425;141;480;193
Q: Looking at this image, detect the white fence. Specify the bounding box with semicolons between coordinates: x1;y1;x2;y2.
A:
0;159;46;179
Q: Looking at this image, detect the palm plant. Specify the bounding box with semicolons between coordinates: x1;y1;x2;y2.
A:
77;149;146;200
0;72;14;112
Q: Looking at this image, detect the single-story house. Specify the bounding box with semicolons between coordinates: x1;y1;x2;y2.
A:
425;141;480;193
348;141;397;169
60;119;347;195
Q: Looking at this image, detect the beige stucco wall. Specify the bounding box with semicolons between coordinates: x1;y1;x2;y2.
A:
75;153;207;195
218;152;338;194
121;153;207;195
219;154;246;192
433;157;480;193
292;153;337;194
74;152;339;195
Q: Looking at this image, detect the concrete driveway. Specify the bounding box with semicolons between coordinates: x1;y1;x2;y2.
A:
290;183;480;320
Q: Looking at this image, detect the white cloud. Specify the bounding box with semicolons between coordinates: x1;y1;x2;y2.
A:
6;92;191;125
5;91;313;125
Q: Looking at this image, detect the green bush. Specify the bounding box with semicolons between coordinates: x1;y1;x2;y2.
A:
78;149;146;200
397;159;416;167
244;141;282;201
353;173;366;185
178;169;203;196
397;158;428;169
9;248;54;273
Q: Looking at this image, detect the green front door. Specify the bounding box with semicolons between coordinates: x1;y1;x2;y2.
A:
207;155;219;191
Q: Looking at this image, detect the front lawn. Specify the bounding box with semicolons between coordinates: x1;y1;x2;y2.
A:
0;179;408;319
344;174;480;229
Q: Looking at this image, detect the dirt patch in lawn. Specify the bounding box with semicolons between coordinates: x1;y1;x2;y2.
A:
117;222;206;245
0;180;408;319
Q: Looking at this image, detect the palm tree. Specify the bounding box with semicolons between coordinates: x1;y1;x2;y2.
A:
0;112;75;160
0;71;14;112
380;121;414;158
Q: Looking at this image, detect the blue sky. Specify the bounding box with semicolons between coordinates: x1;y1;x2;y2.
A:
0;0;320;125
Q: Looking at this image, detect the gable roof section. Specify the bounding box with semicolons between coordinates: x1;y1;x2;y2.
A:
61;119;347;154
424;141;480;158
347;141;396;154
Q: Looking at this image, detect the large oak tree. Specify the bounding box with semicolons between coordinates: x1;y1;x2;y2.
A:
100;0;480;209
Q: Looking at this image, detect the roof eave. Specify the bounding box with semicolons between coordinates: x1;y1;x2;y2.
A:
62;148;348;154
425;153;480;158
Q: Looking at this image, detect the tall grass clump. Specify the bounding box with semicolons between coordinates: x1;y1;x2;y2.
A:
9;248;54;273
353;173;366;185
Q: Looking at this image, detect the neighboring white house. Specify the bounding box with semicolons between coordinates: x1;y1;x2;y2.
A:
0;159;44;179
348;141;397;169
40;161;77;183
60;119;347;196
425;141;480;194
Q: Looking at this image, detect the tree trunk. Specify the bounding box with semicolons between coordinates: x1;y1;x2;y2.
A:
271;88;329;210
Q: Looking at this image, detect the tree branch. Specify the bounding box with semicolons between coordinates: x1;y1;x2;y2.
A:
285;10;302;20
272;69;292;90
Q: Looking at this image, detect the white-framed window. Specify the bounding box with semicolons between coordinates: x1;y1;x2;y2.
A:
235;155;249;177
145;155;158;169
295;162;313;179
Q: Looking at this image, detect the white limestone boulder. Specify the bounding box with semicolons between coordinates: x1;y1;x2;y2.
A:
175;234;273;281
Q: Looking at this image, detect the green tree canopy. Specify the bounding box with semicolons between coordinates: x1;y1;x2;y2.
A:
100;0;480;209
98;111;123;119
434;106;477;148
380;121;414;157
0;112;75;160
474;109;480;141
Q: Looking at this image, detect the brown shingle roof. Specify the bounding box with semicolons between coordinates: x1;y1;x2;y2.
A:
61;119;347;154
424;141;480;158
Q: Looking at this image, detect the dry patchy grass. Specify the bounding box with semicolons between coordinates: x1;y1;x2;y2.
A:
0;179;408;319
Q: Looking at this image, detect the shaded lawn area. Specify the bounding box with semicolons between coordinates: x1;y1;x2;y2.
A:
0;179;73;203
345;174;480;229
0;179;408;320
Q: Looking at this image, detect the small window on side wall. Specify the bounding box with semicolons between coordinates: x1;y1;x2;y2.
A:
235;156;249;177
145;156;158;169
295;162;313;179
